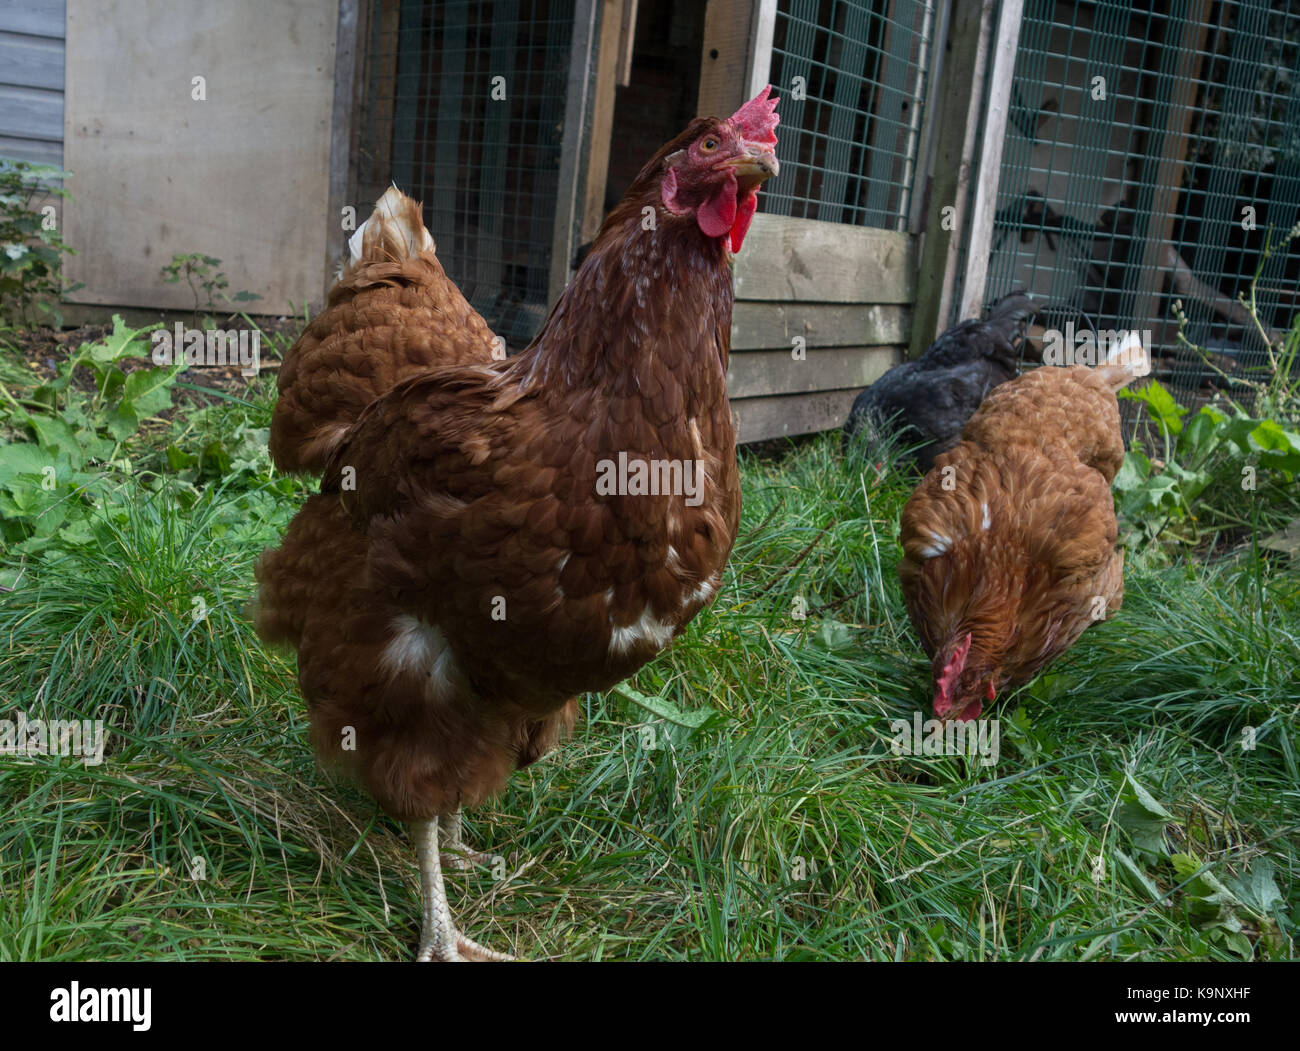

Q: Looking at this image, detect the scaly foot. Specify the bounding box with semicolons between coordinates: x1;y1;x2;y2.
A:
438;808;493;871
411;816;513;962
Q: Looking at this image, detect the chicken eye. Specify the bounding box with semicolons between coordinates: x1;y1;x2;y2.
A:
701;137;718;152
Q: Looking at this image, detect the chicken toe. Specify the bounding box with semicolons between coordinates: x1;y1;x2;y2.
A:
438;808;492;872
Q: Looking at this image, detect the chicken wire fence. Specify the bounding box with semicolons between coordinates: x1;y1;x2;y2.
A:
353;0;574;348
984;0;1300;417
765;0;936;230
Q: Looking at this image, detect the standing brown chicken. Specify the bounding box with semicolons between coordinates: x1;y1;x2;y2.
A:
898;336;1150;723
255;89;779;960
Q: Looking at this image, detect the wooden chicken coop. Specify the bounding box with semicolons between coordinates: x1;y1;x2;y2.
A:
345;0;928;442
11;0;1299;439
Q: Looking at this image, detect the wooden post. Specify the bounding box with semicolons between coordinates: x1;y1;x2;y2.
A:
956;0;1024;320
549;0;626;302
1130;0;1213;338
616;0;638;87
578;0;626;246
697;0;776;119
549;0;600;304
327;0;362;294
907;0;996;358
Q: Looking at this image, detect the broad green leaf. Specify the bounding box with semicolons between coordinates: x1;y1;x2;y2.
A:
1122;381;1187;435
612;684;720;731
1116;773;1172;862
0;443;58;485
120;365;177;418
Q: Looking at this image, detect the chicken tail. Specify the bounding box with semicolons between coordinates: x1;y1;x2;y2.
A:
268;186;501;475
346;185;436;269
986;290;1039;332
1094;330;1151;391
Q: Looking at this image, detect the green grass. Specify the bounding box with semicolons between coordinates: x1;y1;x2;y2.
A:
0;399;1296;960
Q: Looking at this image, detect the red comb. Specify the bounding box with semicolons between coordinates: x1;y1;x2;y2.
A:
729;85;779;144
935;632;972;697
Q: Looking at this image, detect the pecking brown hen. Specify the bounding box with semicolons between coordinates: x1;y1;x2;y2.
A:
254;88;779;960
898;335;1150;723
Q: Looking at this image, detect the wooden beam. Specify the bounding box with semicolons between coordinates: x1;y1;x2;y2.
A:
327;0;362;296
733;214;915;304
731;387;862;443
549;0;601;303
697;0;775;118
731;301;909;349
956;0;1023;320
578;0;625;245
1130;0;1214;335
726;344;898;398
908;0;995;357
901;0;946;233
365;0;401;203
616;0;637;87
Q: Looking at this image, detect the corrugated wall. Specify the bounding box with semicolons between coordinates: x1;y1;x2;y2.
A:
0;0;65;166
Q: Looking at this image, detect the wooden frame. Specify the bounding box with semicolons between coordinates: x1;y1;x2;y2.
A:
956;0;1024;320
549;0;626;303
908;0;998;356
697;0;776;117
327;0;364;292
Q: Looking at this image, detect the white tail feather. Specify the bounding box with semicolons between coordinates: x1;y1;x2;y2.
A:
1096;330;1151;390
347;185;435;265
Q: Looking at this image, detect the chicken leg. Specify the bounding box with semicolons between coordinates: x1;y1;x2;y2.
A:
438;808;492;871
411;817;513;962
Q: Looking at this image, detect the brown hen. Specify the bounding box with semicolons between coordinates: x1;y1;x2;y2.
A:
898;336;1150;723
255;88;779;960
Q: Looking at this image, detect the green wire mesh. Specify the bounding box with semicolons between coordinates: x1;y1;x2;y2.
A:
354;0;574;348
984;0;1300;415
767;0;936;229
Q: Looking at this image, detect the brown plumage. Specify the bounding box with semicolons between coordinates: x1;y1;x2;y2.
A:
267;191;502;475
898;336;1150;723
254;88;780;960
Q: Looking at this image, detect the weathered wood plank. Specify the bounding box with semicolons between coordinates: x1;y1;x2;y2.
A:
733;213;915;303
0;32;64;91
731;387;861;444
726;344;898;399
0;84;61;141
0;1;64;40
731;301;909;350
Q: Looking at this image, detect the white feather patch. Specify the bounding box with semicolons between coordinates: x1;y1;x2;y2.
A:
380;615;455;687
981;502;991;531
609;608;676;656
684;577;717;611
918;532;952;559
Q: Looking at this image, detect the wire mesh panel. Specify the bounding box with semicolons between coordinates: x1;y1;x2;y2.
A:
354;0;575;347
766;0;936;230
985;0;1300;415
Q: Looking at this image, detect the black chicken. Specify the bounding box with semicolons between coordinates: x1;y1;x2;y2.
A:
842;291;1039;472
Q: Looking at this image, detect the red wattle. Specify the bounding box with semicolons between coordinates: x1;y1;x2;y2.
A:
730;191;758;252
697;173;738;238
